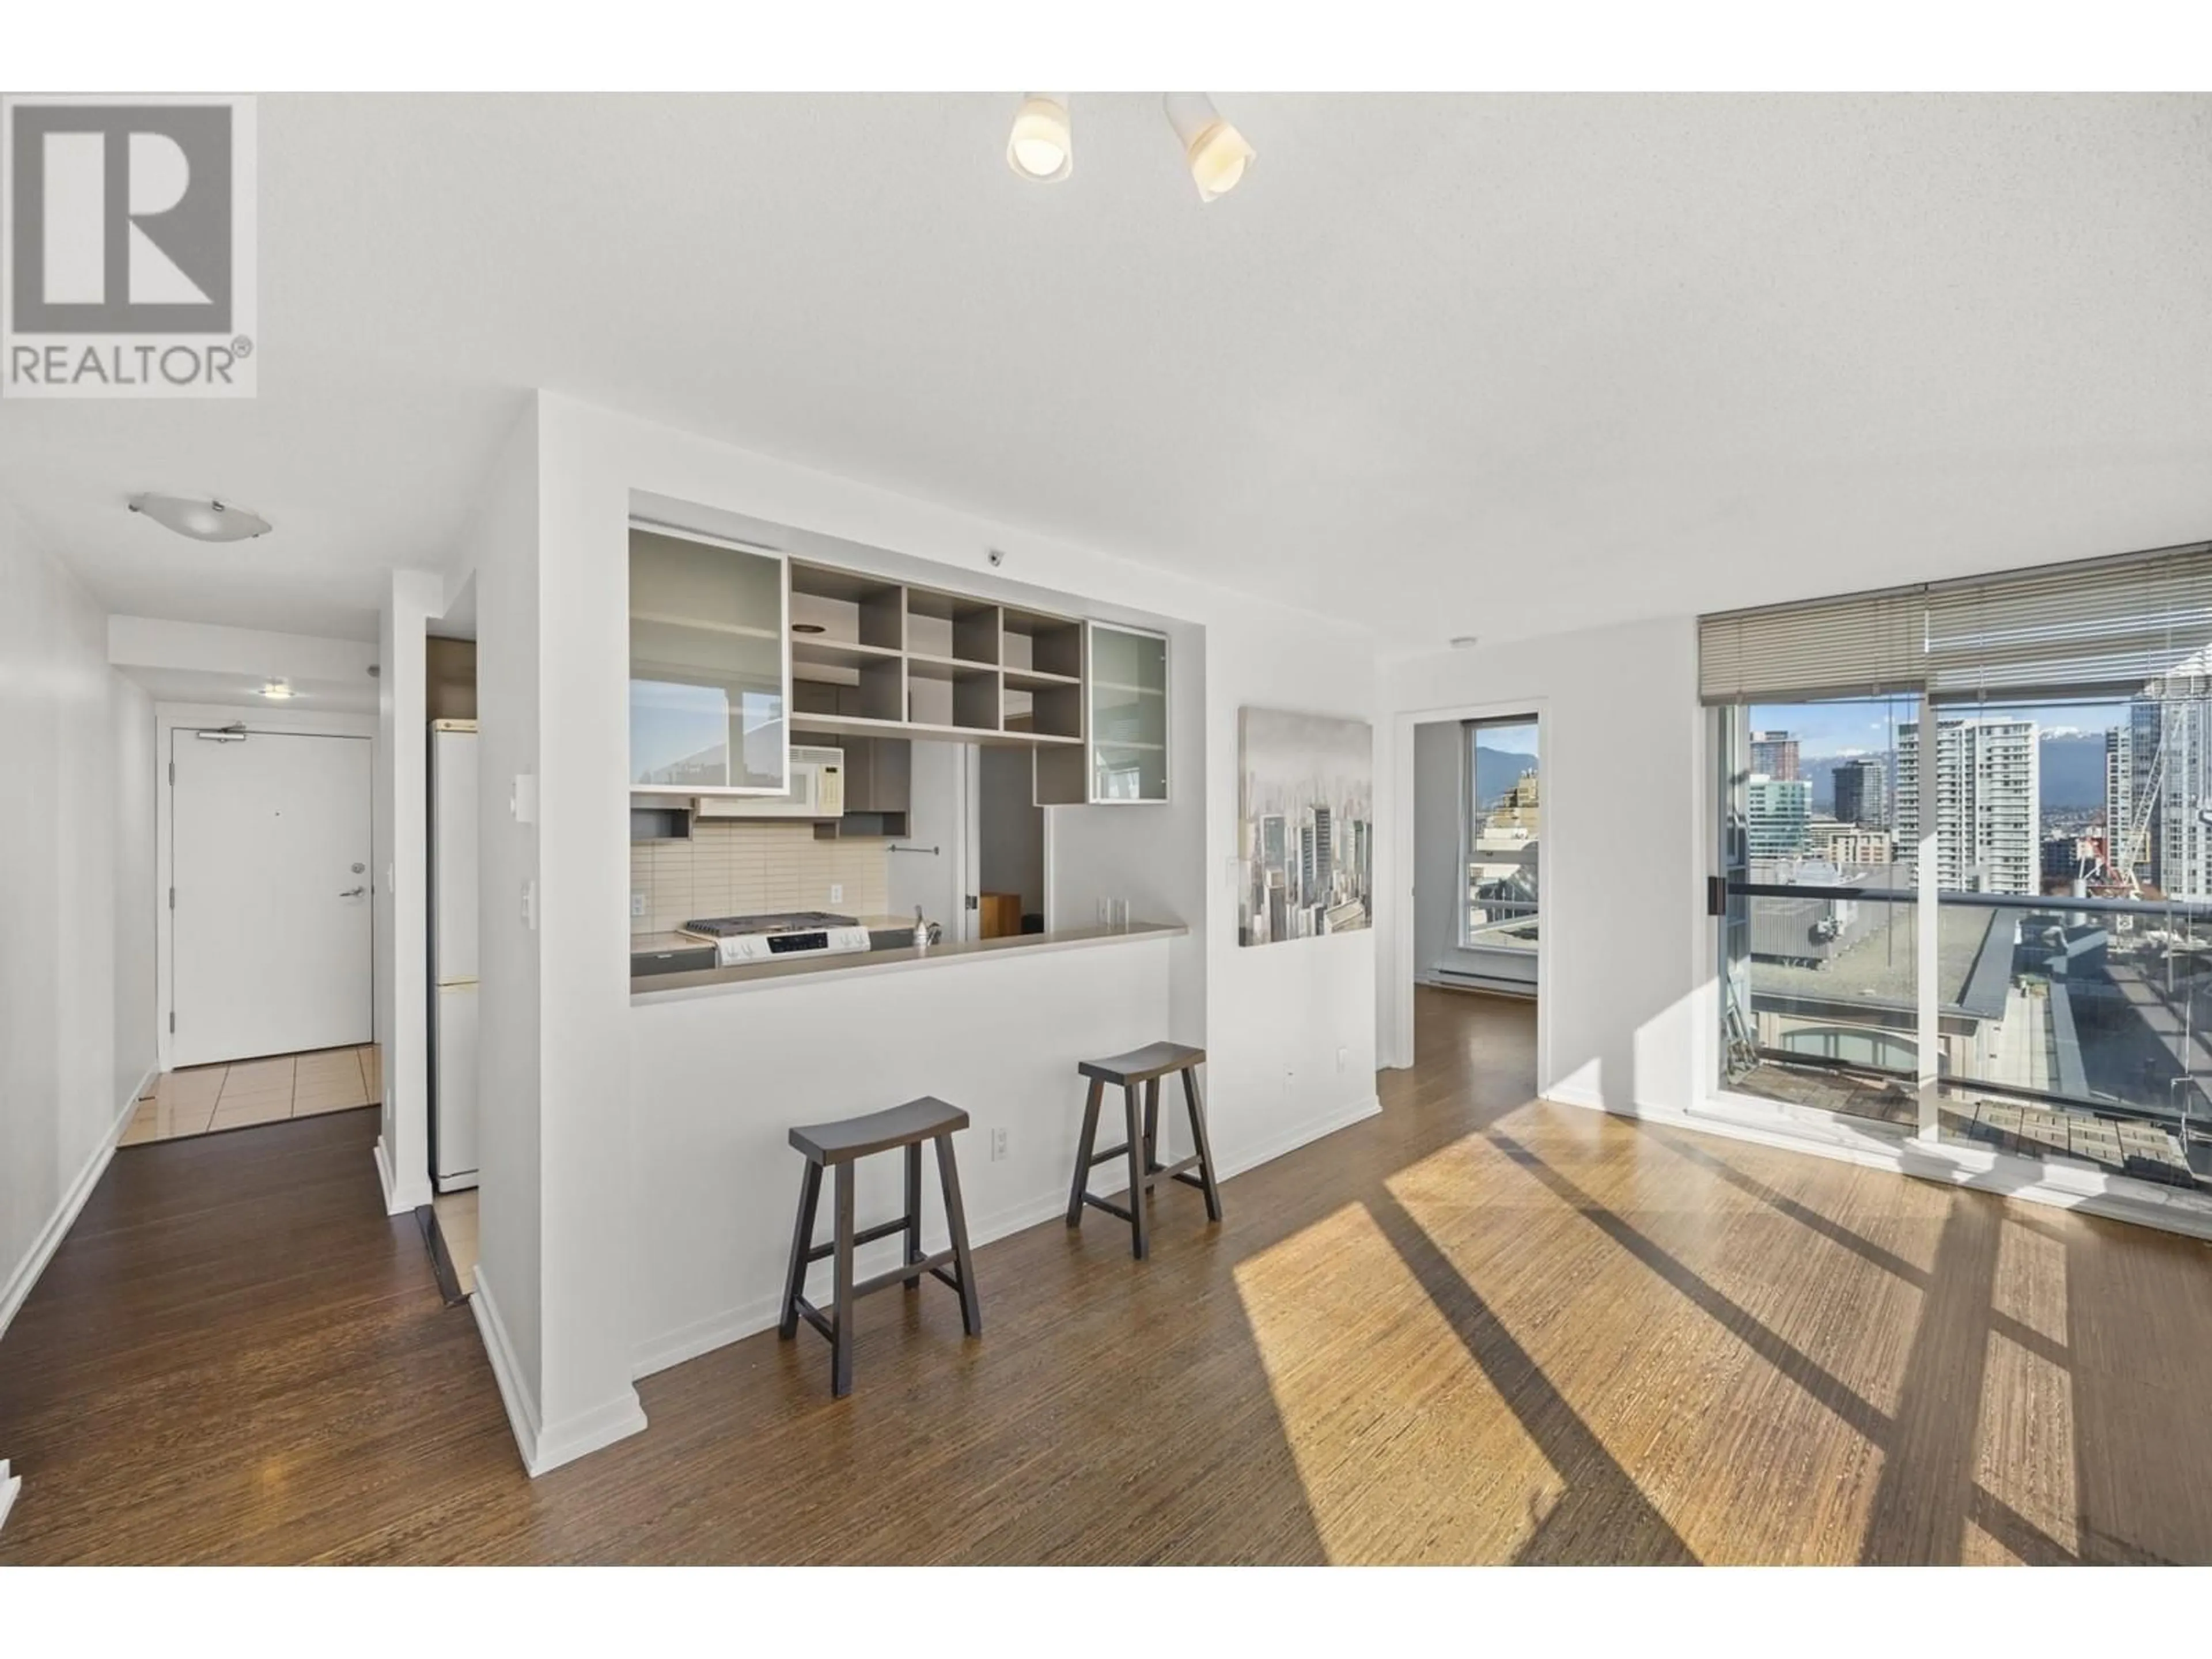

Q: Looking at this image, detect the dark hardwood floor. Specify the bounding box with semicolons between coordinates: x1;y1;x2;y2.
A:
5;989;2211;1564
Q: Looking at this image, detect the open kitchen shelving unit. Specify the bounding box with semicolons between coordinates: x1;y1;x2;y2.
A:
784;560;1089;751
785;561;1168;805
630;520;1169;823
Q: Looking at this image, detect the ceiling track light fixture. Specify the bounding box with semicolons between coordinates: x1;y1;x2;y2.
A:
1162;93;1256;202
128;493;272;542
1006;93;1073;182
1003;93;1256;201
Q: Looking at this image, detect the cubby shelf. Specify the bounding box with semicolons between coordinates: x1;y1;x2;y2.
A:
782;560;1100;755
631;531;1161;804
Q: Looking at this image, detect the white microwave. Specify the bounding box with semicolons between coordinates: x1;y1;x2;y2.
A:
694;745;844;820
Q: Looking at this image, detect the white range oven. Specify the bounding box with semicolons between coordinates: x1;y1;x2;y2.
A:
678;910;874;966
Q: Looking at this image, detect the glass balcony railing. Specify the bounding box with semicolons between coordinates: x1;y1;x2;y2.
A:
1724;878;2211;1191
1464;896;1539;951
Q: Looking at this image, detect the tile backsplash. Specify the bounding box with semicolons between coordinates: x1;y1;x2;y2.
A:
631;821;891;934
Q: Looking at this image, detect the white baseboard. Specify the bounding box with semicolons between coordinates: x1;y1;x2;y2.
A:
0;1070;150;1342
373;1137;400;1214
1540;1081;1608;1112
472;1263;647;1476
630;1184;1078;1382
469;1264;543;1471
533;1391;649;1476
373;1132;431;1217
1213;1090;1383;1184
0;1459;19;1534
630;1088;1387;1384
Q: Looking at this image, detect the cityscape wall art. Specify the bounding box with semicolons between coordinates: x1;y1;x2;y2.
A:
1237;706;1374;947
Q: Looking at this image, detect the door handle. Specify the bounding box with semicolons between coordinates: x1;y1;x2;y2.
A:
339;886;366;898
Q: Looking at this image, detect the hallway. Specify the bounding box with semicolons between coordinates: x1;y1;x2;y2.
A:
3;990;2210;1563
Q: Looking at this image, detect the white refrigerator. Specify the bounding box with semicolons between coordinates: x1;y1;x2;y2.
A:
429;721;480;1193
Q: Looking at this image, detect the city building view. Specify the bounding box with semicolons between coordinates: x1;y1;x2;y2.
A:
1726;688;2212;1191
1464;726;1539;955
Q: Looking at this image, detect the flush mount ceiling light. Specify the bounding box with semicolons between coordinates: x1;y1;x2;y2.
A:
259;679;298;699
1006;94;1073;183
128;493;272;542
1162;93;1256;202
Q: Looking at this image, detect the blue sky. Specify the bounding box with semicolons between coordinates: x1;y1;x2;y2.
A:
1751;697;2128;760
1471;719;1539;757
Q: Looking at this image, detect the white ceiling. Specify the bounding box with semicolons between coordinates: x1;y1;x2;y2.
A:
3;93;2207;649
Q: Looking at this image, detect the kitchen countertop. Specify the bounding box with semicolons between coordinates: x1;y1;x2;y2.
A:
630;920;1186;1002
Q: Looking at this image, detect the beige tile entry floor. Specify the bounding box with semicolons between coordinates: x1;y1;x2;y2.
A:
119;1044;382;1146
431;1187;479;1295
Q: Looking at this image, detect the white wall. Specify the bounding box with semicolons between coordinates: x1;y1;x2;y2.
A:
884;739;966;937
0;501;154;1338
1380;615;1704;1115
976;744;1042;921
373;570;443;1213
1412;719;1463;979
112;677;157;1113
452;403;561;1468
450;390;1376;1476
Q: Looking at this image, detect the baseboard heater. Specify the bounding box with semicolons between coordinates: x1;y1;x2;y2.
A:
1424;968;1536;999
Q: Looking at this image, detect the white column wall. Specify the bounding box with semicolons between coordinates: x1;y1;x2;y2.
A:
454;403;559;1467
373;569;442;1213
451;391;1378;1474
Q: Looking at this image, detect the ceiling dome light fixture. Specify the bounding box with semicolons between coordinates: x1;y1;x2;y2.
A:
128;493;272;542
1006;94;1073;183
1163;93;1256;202
259;679;298;699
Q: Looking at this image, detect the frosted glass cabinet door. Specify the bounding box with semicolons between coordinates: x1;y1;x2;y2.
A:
629;525;790;793
1088;622;1168;802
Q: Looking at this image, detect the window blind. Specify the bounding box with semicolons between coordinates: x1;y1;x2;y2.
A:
1698;539;2212;704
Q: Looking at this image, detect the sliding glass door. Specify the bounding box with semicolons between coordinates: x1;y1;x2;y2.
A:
1705;541;2212;1195
1715;695;1922;1126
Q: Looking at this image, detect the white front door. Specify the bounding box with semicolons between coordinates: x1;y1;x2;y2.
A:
171;730;374;1066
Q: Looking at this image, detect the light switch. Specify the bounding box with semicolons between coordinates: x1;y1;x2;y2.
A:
510;773;537;824
521;878;537;930
830;884;844;904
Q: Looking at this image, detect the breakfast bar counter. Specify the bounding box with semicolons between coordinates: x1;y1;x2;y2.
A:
624;914;1188;1381
630;920;1186;1001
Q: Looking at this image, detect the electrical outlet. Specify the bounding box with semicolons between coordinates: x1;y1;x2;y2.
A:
990;1126;1009;1162
631;891;646;919
830;883;844;905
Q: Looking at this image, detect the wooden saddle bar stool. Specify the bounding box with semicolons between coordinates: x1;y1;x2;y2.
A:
1066;1041;1222;1260
779;1096;982;1398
